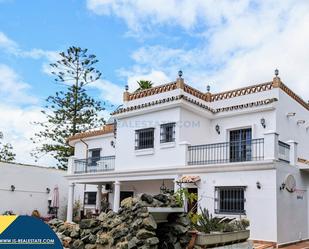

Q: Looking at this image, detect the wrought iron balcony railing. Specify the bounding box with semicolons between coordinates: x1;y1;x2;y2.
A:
278;141;290;163
188;138;264;165
74;156;115;173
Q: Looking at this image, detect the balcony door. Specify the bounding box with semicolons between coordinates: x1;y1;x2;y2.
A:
89;149;101;166
229;128;252;162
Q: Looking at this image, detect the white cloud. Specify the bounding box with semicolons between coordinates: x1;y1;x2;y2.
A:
88;0;309;100
0;64;38;104
90;79;124;105
0;32;18;52
0;103;57;167
0;32;59;68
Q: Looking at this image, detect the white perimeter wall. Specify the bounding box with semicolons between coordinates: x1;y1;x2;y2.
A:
0;162;69;219
198;168;278;242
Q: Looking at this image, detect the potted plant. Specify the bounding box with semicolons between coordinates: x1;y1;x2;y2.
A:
190;208;250;247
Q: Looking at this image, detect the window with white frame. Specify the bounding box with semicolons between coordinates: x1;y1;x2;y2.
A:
160;123;176;143
135;128;155;150
214;186;246;214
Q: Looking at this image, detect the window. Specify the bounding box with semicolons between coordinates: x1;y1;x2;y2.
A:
84;192;96;205
160;123;176;143
120;191;134;203
230;128;252;162
135;128;154;150
215;186;246;214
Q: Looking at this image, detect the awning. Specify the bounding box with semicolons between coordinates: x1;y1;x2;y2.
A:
176;176;201;183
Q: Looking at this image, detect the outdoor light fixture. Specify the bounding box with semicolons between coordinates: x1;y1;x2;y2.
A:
279;182;286;191
10;185;15;192
260;118;266;128
160;180;167;193
46;187;50;194
110;140;115;148
215;124;220;134
256;181;261;189
297;120;305;125
286;112;296;118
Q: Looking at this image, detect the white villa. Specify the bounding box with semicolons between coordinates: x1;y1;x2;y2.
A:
66;70;309;246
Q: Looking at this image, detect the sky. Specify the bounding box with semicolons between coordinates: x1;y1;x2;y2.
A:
0;0;309;167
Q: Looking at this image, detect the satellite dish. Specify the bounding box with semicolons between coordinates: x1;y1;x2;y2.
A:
284;174;296;193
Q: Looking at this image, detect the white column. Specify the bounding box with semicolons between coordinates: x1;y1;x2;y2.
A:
174;175;181;193
113;181;121;213
96;184;102;212
67;156;77;175
264;131;279;161
287;140;298;166
179;141;191;165
66;183;75;223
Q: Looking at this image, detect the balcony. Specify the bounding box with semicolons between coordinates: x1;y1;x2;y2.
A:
74;156;115;174
188;138;264;165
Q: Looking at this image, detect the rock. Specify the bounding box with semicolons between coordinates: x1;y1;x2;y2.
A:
72;240;85;249
107;211;115;218
127;237;139;249
62;237;72;248
132;218;142;229
88;234;97;244
108;218;122;229
96;233;113;246
81;229;91;238
172;224;188;235
116;241;128;249
85;244;97;249
71;226;80;238
145;237;159;246
176;215;190;227
121;197;134;209
153;194;168;203
174;242;182;249
48;218;63;227
141;194;153;204
58;225;66;233
136;229;155;240
142;216;157;231
111;224;129;239
97;212;108;222
80;219;99;229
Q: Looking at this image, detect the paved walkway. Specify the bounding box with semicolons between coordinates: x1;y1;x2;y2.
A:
280;241;309;249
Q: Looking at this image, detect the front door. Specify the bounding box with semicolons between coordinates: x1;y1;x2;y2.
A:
230;128;252;162
187;188;198;213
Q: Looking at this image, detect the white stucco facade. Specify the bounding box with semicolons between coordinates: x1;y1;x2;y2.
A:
66;75;309;245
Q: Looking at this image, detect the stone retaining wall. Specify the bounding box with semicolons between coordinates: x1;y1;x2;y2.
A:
49;193;191;249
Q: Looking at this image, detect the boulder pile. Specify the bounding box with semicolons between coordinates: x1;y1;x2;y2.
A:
48;193;191;249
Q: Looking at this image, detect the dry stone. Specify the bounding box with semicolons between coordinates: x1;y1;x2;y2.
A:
48;193;190;249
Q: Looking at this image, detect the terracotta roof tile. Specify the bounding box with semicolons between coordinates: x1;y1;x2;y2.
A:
68;124;114;142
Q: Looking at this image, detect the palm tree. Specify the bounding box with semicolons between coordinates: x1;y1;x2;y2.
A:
135;80;153;92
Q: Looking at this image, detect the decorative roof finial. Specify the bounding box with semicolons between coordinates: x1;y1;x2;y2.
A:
125;85;129;91
207;85;210;93
275;68;279;77
178;70;183;78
